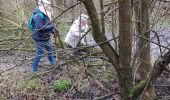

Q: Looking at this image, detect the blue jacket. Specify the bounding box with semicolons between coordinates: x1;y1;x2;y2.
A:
32;7;55;42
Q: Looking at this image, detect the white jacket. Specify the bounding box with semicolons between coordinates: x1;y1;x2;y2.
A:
64;19;88;48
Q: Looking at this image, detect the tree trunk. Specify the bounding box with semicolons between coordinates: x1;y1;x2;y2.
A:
137;0;151;80
118;0;133;99
134;0;155;99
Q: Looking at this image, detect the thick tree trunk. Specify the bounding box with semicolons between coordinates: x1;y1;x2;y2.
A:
118;0;133;99
80;0;133;99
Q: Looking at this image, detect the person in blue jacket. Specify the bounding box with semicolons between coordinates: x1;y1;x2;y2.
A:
31;0;58;72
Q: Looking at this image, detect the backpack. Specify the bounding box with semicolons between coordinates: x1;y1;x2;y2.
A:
28;12;44;31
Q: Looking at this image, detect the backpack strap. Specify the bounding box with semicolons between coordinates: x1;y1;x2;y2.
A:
28;12;45;31
38;12;45;20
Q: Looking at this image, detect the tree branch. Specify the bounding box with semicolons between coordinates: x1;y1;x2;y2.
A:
131;50;170;99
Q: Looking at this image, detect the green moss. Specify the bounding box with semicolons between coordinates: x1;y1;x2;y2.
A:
52;79;71;91
129;78;148;99
112;52;119;61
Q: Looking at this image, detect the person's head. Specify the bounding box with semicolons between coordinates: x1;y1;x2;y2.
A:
79;14;88;26
38;0;52;19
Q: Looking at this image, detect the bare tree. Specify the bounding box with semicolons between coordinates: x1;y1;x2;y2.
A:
79;0;170;99
79;0;132;99
134;0;156;99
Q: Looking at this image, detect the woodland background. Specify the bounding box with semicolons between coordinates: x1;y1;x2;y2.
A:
0;0;170;99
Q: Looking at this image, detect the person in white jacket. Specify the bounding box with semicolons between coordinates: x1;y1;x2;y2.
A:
65;14;89;54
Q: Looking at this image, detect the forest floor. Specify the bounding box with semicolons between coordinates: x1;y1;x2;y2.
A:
0;49;169;100
0;50;120;99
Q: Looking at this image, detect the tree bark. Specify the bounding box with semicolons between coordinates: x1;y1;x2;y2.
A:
137;0;151;80
134;0;154;99
79;0;169;99
118;0;133;99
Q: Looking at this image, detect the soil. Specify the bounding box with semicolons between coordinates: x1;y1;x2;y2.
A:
0;50;169;99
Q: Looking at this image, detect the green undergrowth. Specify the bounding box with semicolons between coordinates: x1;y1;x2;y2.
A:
16;78;44;93
52;79;72;92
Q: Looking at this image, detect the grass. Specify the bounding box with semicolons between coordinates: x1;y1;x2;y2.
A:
16;78;44;93
52;79;72;92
